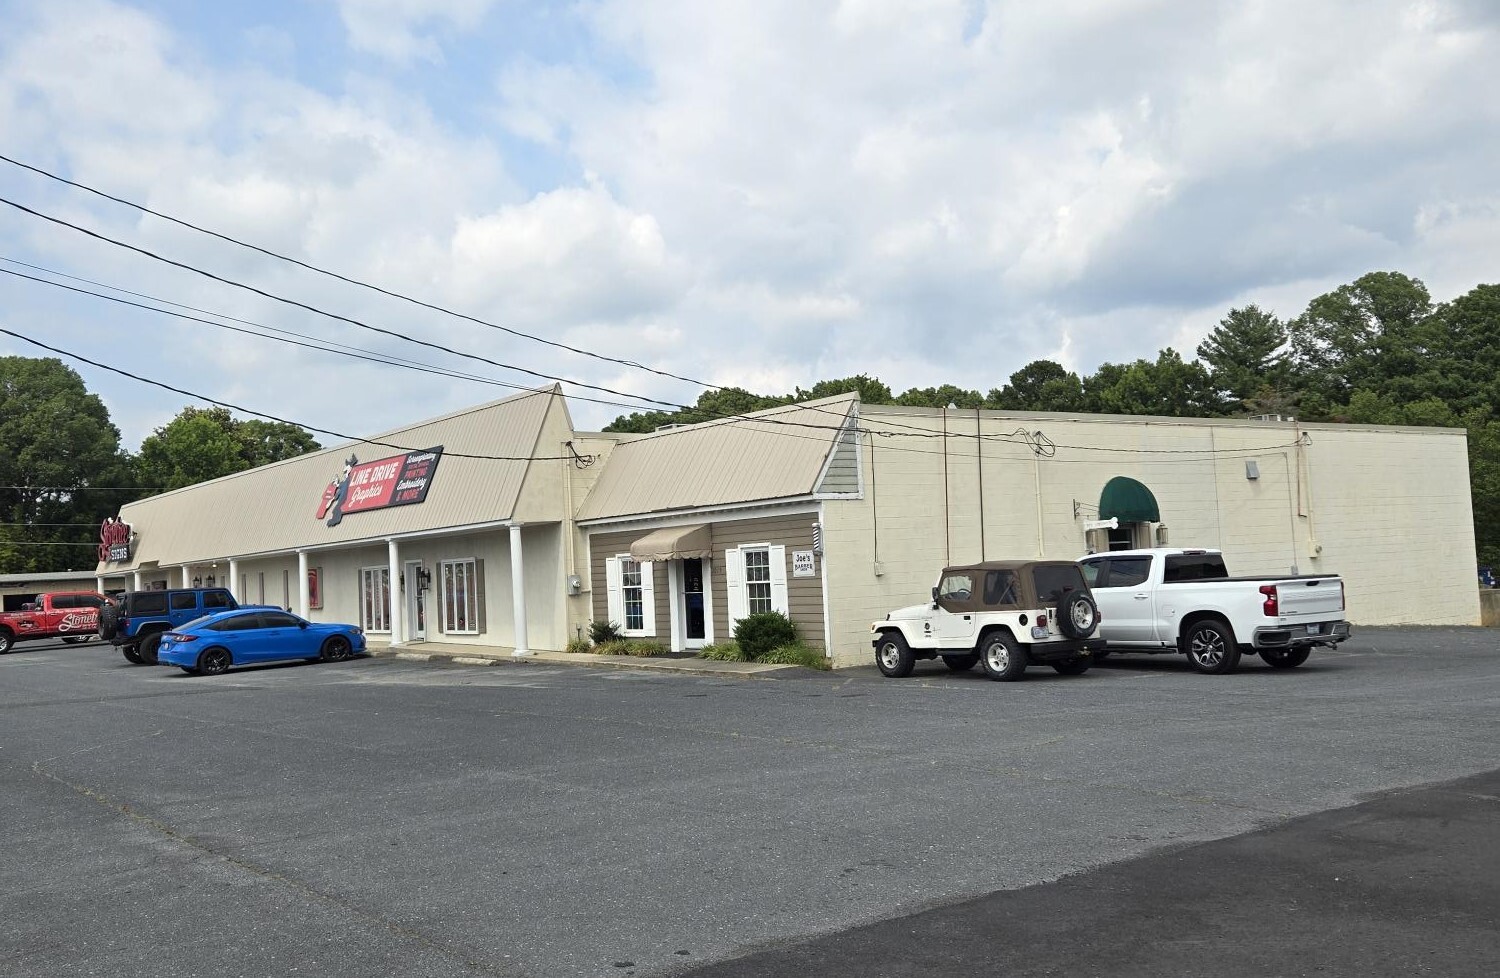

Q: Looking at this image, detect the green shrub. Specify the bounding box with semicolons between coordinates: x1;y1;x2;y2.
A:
732;610;798;660
698;642;746;661
564;638;593;655
762;642;831;670
589;620;622;644
594;639;669;657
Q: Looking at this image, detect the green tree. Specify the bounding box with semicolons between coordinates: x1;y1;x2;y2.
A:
893;384;984;409
136;406;320;491
1289;271;1433;407
0;357;132;573
986;360;1087;412
1083;349;1226;417
791;374;894;404
1197;304;1289;406
603;387;788;433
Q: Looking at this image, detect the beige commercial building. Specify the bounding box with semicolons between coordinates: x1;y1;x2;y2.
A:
97;389;1481;667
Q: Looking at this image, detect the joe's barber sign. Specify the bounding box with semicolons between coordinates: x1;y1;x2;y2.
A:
316;446;443;527
99;517;131;563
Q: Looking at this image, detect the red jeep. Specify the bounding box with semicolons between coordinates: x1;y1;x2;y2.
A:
0;591;108;654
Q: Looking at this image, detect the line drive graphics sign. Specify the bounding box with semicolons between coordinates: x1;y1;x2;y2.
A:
316;447;443;527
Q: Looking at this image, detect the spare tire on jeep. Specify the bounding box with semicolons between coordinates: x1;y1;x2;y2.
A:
1058;591;1099;640
97;602;120;640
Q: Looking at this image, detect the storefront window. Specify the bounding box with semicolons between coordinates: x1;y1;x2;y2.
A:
744;547;773;615
442;558;479;634
361;566;391;633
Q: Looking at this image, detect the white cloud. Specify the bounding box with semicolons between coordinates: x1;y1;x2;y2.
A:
2;0;1499;444
332;0;498;63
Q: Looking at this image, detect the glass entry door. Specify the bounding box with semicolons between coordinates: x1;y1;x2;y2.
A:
682;558;705;643
404;560;427;642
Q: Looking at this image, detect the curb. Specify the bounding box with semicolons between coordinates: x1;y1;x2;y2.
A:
367;646;802;678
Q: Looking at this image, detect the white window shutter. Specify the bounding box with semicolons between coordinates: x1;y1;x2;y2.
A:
769;545;789;615
639;560;656;637
605;556;623;628
725;547;746;631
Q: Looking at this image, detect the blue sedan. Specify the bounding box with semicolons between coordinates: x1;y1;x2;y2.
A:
157;609;366;676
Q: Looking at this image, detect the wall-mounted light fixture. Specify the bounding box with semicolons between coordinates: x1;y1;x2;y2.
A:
193;576;203;587
1245;460;1261;481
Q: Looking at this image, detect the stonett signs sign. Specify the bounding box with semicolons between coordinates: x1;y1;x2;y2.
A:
316;447;443;527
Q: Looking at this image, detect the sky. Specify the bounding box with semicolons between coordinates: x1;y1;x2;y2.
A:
1;0;1498;451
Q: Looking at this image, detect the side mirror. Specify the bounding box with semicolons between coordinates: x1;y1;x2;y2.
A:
931;586;940;606
298;621;309;629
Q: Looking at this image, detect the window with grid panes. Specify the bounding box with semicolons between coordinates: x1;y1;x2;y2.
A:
620;557;645;631
360;566;391;632
744;547;773;615
442;558;478;633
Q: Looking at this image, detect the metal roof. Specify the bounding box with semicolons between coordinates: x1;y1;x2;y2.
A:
576;395;858;522
100;388;564;569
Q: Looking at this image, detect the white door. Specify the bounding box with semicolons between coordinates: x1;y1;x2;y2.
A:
932;570;980;648
1091;555;1156;643
404;560;427;642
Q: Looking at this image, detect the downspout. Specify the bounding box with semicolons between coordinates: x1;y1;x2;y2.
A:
867;430;881;576
562;444;577;577
1280;452;1299;575
976;408;985;561
942;407;951;566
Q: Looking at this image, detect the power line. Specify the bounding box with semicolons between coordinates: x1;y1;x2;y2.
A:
0;194;692;414
0;152;714;390
0;326;580;463
0;261;683;417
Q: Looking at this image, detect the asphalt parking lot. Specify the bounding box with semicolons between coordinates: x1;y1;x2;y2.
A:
2;628;1498;977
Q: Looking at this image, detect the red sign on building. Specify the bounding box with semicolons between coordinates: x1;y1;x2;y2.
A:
316;447;443;527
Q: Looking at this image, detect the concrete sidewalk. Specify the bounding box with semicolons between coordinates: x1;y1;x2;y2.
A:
368;641;802;677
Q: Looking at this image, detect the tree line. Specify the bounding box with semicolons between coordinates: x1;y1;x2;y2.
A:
5;268;1494;575
605;271;1500;570
0;356;318;575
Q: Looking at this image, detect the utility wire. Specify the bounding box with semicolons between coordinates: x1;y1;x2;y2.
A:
0;194;691;413
0;152;712;389
0;165;1023;445
0;326;579;462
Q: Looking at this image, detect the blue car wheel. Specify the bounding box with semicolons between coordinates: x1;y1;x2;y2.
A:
320;635;353;662
197;647;232;676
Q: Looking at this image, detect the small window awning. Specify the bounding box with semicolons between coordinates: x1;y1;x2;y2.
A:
630;524;712;561
1099;476;1160;523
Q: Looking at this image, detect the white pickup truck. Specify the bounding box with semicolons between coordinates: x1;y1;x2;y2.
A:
1077;548;1351;674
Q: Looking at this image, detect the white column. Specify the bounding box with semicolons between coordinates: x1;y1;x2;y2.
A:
228;559;240;601
95;576;104;593
296;551;309;618
132;570;142;590
182;565;192;588
387;539;403;645
509;523;530;657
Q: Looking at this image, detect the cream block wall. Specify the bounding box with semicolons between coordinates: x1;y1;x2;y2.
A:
821;408;1478;667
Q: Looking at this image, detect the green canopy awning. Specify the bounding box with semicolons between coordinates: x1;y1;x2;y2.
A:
1099;477;1160;523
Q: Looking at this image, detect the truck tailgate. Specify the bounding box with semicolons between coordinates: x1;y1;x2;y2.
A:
1276;578;1343;618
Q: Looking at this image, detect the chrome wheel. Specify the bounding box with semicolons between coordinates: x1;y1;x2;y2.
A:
1186;619;1241;674
985;642;1011;673
1189;629;1227;667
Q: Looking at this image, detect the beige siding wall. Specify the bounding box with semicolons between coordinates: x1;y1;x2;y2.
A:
589;529;671;639
821;408;1478;667
588;510;825;651
709;512;824;649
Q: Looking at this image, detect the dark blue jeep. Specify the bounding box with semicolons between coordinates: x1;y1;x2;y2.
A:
98;588;275;665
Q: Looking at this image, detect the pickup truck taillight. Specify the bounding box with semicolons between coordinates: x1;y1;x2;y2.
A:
1259;584;1279;617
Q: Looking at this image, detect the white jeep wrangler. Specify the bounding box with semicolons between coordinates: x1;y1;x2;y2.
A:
871;560;1101;680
